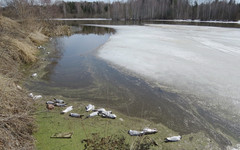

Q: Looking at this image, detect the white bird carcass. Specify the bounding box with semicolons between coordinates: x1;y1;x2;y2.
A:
28;93;34;98
61;106;73;114
69;113;84;118
54;98;64;103
98;110;116;119
142;127;158;135
85;104;95;112
93;108;106;112
33;95;42;100
87;112;99;118
128;130;144;136
164;135;181;142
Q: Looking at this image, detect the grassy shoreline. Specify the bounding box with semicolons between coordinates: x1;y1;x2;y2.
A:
33;95;221;150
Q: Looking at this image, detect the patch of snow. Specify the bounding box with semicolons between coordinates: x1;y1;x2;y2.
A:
153;19;240;24
98;25;240;112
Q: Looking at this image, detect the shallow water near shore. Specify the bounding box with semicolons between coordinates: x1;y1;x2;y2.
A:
26;25;240;149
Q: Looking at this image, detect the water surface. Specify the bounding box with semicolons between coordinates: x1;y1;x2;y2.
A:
27;25;239;148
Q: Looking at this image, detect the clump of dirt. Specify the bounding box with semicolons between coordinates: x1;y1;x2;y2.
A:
0;15;71;150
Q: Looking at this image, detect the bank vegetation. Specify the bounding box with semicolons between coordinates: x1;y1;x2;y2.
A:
0;1;71;149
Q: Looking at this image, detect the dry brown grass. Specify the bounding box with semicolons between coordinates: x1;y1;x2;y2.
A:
0;15;72;150
29;31;48;45
0;16;19;31
0;16;38;150
2;36;37;62
0;76;35;150
41;21;71;37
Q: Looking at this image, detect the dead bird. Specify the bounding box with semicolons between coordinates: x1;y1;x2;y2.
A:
61;106;73;114
46;101;55;105
54;98;64;103
55;103;67;107
93;108;106;112
37;45;46;50
69;113;84;118
164;135;181;142
85;104;95;112
142;127;158;135
128;130;144;136
87;112;99;118
98;110;116;119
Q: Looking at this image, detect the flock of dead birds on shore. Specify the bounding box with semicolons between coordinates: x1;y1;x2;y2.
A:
29;91;181;143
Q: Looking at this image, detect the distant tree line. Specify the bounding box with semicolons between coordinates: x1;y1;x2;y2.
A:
55;0;240;21
1;0;240;21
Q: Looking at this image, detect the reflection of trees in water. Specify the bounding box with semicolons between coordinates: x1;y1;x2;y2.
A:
80;26;115;35
55;20;116;35
42;26;111;81
42;39;64;81
55;20;240;29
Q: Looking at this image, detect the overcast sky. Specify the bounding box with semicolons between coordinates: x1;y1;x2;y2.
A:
61;0;239;2
1;0;239;5
61;0;124;1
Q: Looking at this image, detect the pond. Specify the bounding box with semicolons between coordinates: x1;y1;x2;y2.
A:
26;25;239;148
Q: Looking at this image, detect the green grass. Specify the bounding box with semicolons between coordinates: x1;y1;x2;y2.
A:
33;98;220;150
34;100;161;150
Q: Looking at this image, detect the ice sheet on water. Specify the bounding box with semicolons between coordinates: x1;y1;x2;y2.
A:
98;24;240;111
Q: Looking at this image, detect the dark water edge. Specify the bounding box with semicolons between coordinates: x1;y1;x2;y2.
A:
25;25;240;149
54;19;240;28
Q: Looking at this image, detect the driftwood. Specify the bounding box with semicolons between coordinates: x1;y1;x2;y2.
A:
50;132;73;138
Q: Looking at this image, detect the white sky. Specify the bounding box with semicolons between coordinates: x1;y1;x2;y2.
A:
61;0;124;1
61;0;239;3
1;0;239;5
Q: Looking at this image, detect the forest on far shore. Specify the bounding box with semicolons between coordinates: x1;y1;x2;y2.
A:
1;0;240;21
